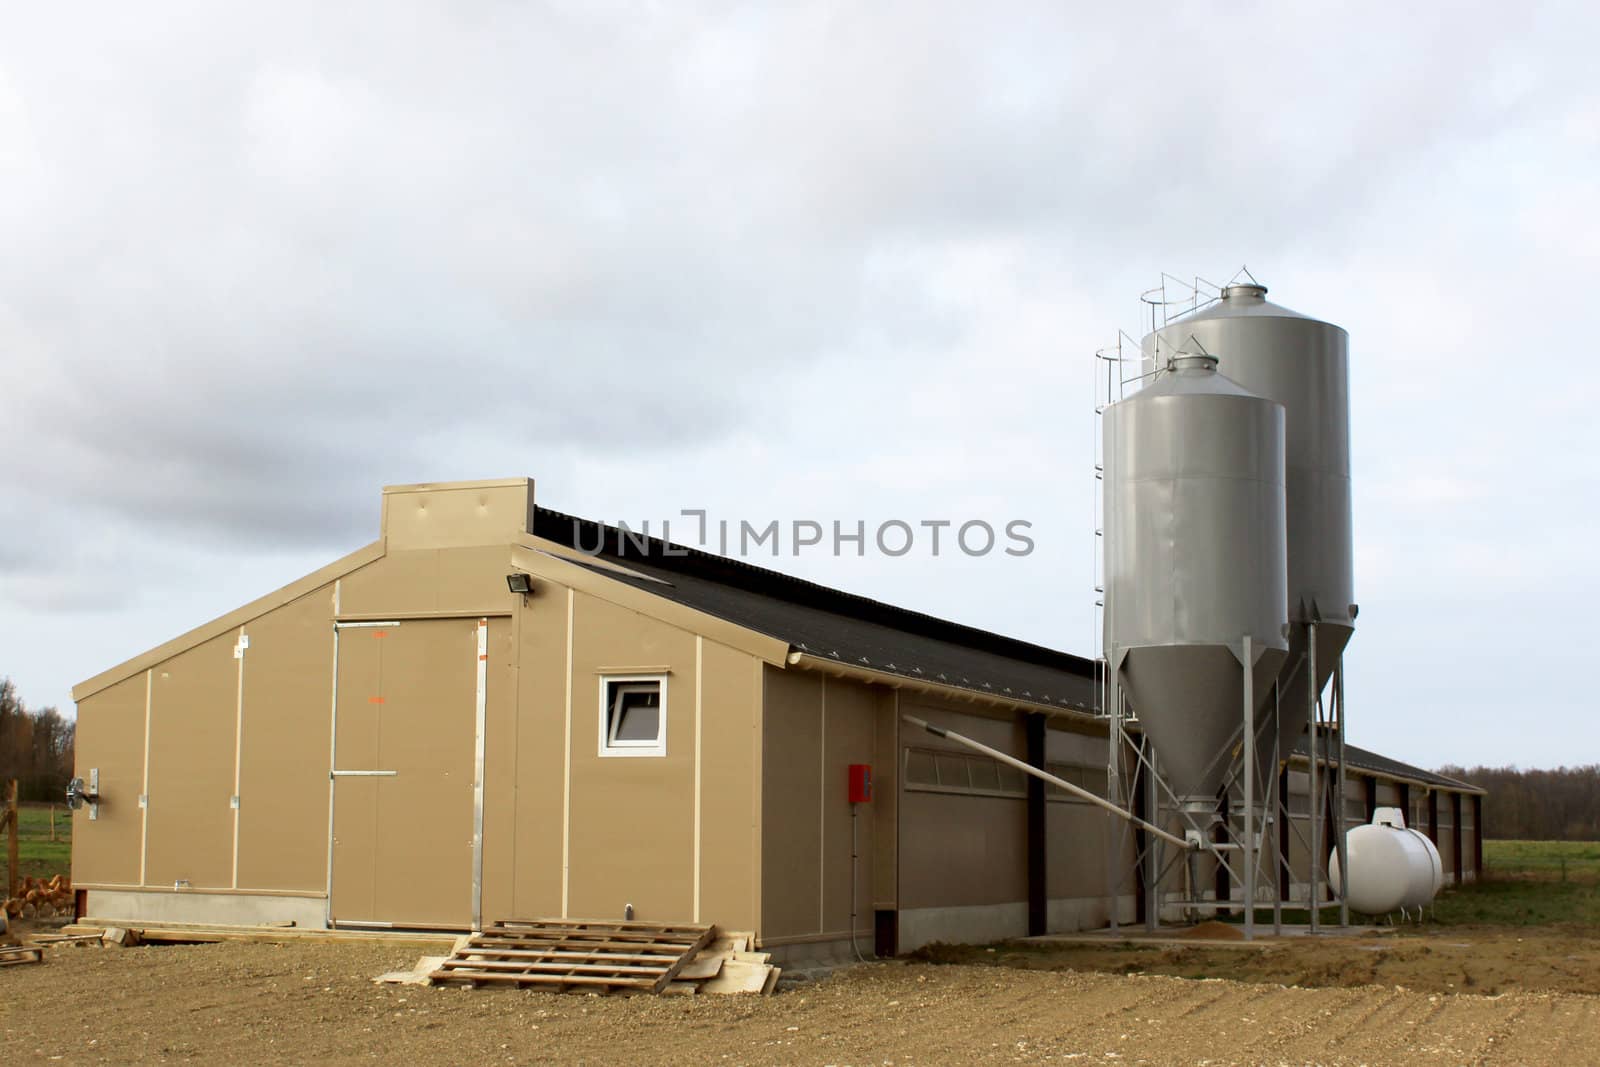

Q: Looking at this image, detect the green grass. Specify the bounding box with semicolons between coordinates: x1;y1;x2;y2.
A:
1204;840;1600;930
1431;839;1600;928
2;802;73;887
1484;839;1600;880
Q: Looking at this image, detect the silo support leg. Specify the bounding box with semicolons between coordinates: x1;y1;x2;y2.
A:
1106;675;1121;934
1272;679;1283;936
1242;634;1256;942
1143;743;1159;933
1335;659;1350;929
1308;621;1320;934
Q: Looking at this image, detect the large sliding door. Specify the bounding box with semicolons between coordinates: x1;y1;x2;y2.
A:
329;618;484;928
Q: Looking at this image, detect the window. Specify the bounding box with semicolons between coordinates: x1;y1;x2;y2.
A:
903;746;1026;798
599;675;667;757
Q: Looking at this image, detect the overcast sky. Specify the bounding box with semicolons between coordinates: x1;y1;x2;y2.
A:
2;3;1595;770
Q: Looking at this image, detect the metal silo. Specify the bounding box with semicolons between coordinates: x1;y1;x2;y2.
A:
1102;353;1289;810
1145;284;1355;764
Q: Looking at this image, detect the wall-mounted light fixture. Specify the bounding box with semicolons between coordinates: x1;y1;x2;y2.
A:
505;572;535;595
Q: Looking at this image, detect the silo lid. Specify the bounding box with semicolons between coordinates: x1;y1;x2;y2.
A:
1135;355;1265;401
1221;283;1268;300
1151;280;1344;331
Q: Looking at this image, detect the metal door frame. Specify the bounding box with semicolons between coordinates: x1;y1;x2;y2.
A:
324;617;491;930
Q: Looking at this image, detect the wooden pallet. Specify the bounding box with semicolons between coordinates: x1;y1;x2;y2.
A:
1;945;43;967
429;919;713;993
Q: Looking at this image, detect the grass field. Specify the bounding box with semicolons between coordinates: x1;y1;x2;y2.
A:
2;801;73;887
1484;838;1600;879
1432;838;1600;927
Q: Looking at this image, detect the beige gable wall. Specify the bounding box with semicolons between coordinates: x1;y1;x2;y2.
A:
759;667;880;946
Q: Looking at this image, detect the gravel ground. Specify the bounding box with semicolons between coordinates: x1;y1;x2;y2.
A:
3;939;1598;1065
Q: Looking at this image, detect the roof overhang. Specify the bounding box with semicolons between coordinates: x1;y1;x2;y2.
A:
1282;751;1486;796
786;650;1101;729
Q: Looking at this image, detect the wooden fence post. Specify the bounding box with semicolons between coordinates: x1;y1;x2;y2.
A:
4;780;18;902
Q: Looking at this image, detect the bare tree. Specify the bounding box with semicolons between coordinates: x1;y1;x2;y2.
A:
0;677;78;802
1440;764;1600;841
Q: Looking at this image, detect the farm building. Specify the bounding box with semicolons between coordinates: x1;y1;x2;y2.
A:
69;478;1483;957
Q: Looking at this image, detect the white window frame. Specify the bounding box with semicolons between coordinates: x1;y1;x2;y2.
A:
598;674;668;758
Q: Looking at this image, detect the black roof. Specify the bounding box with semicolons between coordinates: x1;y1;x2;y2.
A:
532;507;1097;713
1291;734;1483;794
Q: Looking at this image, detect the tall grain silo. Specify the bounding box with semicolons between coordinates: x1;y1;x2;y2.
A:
1145;284;1355;763
1101;352;1289;811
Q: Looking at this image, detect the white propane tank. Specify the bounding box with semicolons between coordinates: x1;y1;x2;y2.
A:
1329;809;1442;916
1409;829;1445;903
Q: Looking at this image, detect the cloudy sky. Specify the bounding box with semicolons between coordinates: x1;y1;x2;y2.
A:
2;3;1594;769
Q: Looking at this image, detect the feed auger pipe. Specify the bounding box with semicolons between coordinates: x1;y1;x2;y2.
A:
900;713;1195;852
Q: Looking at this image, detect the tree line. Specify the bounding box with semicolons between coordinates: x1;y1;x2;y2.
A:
1439;764;1600;841
0;677;76;803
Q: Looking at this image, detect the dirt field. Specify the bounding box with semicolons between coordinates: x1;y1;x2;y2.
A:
921;926;1600;998
4;937;1599;1065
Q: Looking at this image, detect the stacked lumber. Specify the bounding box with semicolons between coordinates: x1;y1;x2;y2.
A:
664;931;780;996
394;920;780;995
3;874;72;919
429;919;714;993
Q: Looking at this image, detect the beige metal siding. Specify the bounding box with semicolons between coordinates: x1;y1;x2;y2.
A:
497;589;568;920
381;479;534;550
1435;797;1457;878
1044;727;1114;901
821;679;876;937
70;673;148;886
235;588;336;892
760;669;824;940
565;592;696;922
758;667;880;944
871;688;899;911
898;703;1027;911
1459;796;1477;880
338;546;515;619
697;637;762;933
144;632;241;889
479;612;523;923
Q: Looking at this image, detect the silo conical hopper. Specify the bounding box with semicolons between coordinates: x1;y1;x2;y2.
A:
1146;284;1354;758
1103;354;1289;810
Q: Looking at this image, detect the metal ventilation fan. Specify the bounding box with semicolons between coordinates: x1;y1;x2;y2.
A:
65;771;101;820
